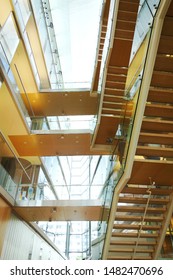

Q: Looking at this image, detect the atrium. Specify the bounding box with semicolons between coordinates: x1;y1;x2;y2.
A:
0;0;173;260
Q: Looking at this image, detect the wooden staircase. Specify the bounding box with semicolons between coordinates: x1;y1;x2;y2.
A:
94;0;139;145
108;185;173;260
106;1;173;260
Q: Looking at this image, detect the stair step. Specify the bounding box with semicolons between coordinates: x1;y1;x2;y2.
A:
108;66;128;75
122;186;173;195
147;87;173;104
112;232;158;238
145;103;173;119
118;10;138;22
117;205;166;213
109;248;154;253
136;145;173;158
119;1;139;13
106;80;126;89
105;88;125;96
115;29;135;40
115;215;164;222
138;132;173;146
104;95;125;103
110;240;156;246
113;224;161;230
107;255;152;260
117;19;136;32
107;73;127;82
142;118;173;133
118;196;170;205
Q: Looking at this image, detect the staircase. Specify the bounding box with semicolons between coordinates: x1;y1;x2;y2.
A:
108;185;173;260
106;0;173;260
94;0;139;145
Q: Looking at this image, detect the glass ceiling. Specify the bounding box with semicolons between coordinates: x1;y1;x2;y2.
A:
49;0;102;89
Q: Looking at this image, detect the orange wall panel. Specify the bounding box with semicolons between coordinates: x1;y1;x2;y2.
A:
0;197;11;256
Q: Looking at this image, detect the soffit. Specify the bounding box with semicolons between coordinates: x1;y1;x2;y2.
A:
21;91;99;116
13;199;108;221
9;132;113;156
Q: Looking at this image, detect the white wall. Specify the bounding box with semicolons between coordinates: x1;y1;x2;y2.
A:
1;213;65;260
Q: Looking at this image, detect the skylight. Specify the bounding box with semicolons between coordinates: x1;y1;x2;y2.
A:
49;0;102;89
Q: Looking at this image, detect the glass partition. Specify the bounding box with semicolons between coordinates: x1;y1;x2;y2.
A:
130;0;160;62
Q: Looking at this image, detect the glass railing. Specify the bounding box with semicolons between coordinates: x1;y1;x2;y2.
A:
130;0;160;62
0;164;17;199
50;81;91;90
0;42;31;129
12;0;42;89
98;0;116;93
159;221;173;259
15;183;106;202
29;116;97;132
30;0;63;90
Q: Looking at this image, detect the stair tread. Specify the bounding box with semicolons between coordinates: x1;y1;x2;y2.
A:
109;248;154;253
110;240;156;246
118;196;170;204
122;186;173;195
112;232;158;238
117;205;166;213
113;224;161;230
115;215;164;222
107;255;152;260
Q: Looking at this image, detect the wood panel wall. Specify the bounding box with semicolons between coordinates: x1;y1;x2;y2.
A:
0;197;11;256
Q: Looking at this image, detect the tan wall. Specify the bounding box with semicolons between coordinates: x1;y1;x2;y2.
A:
0;0;12;26
10;41;38;94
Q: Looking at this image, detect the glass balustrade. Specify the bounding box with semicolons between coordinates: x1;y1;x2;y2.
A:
98;0;115;93
0;164;17;199
29;115;97;132
0;13;31;129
